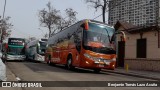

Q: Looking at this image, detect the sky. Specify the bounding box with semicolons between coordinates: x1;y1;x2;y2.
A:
0;0;107;39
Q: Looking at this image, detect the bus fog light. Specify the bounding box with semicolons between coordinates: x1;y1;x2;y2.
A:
86;61;89;64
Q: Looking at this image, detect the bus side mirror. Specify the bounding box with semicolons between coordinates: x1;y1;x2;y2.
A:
115;31;126;42
81;22;89;30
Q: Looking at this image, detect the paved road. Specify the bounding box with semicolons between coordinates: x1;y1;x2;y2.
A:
3;61;160;90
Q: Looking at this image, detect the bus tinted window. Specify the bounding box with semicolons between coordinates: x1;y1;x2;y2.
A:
39;41;47;53
7;38;25;55
8;46;25;55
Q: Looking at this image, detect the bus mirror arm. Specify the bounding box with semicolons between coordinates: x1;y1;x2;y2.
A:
112;31;126;42
114;31;126;42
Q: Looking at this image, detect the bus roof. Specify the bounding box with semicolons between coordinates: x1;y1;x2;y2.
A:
8;37;25;40
27;38;47;47
47;19;114;45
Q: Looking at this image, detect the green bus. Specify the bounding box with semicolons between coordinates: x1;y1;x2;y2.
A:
5;38;26;60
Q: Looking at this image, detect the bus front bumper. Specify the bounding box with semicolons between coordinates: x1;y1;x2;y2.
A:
6;55;26;60
81;57;116;70
83;61;116;70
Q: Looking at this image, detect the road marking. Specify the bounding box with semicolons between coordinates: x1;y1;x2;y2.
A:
16;77;21;81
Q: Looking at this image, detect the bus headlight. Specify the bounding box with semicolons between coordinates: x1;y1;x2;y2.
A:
112;58;116;61
93;58;100;62
84;53;92;59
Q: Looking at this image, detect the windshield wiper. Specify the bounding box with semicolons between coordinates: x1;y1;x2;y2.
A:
105;28;111;44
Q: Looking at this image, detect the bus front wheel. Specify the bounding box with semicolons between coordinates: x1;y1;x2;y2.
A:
66;57;75;70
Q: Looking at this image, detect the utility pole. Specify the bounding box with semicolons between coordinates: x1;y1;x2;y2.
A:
3;0;7;19
0;0;7;43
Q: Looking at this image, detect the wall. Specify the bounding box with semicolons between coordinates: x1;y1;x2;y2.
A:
117;30;160;72
124;30;160;59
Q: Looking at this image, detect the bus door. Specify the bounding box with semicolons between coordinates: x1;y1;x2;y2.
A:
73;27;82;66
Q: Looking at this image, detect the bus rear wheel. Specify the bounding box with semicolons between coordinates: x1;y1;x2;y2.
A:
47;60;51;65
47;55;53;65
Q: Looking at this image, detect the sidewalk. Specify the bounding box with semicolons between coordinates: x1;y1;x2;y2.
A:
103;68;160;81
0;65;21;90
6;66;17;81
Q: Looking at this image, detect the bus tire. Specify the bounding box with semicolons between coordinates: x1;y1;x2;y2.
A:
47;55;53;65
47;60;52;65
66;57;75;70
25;56;28;60
93;68;101;73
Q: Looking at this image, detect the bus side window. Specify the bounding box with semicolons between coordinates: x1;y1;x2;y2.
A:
67;33;71;39
74;28;82;53
36;44;39;54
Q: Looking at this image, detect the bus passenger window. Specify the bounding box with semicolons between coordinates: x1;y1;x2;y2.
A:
74;29;82;53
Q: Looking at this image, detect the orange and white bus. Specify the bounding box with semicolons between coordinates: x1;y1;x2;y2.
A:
45;19;125;72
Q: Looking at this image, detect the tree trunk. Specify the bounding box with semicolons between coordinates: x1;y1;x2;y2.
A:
48;26;51;38
1;30;3;43
102;0;107;23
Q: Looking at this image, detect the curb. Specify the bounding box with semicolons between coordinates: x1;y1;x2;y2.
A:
103;70;160;81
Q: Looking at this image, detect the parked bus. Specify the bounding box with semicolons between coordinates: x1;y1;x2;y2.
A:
26;39;47;62
5;38;26;60
45;19;125;72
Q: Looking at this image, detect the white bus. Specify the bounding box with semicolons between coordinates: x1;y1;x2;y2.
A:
26;39;47;62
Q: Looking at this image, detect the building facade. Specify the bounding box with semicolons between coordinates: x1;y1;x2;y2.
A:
108;0;159;26
115;21;160;72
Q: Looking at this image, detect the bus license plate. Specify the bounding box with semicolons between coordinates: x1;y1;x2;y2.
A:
99;64;104;67
105;62;110;65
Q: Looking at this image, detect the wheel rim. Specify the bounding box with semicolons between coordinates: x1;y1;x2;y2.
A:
67;59;71;68
48;60;51;64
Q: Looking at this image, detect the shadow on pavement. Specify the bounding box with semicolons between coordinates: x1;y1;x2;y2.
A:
22;61;111;75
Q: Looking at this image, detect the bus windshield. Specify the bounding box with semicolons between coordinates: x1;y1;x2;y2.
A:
7;46;25;55
7;38;25;55
83;22;115;54
39;41;47;54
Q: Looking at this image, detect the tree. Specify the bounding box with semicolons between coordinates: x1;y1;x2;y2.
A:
39;2;78;37
39;2;61;38
57;8;78;31
43;33;48;39
0;16;13;43
85;0;109;23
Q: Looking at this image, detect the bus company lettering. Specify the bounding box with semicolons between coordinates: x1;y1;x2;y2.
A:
11;40;23;43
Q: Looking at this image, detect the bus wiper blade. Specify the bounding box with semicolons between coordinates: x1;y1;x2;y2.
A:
104;28;111;44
